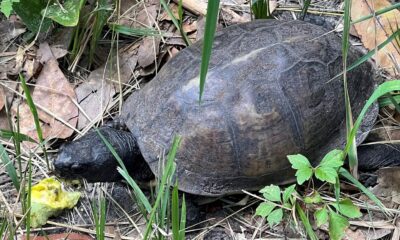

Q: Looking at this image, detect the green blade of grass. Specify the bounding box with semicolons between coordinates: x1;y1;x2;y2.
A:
379;94;400;108
160;0;191;46
339;168;387;212
386;94;400;112
91;197;106;240
199;0;220;102
301;0;311;20
0;129;36;142
19;74;49;169
0;143;19;190
295;202;318;240
89;0;111;66
351;3;400;24
108;23;162;37
143;135;182;239
344;80;400;155
25;155;32;239
251;0;271;19
95;129;152;214
172;182;180;240
342;0;358;177
179;194;186;240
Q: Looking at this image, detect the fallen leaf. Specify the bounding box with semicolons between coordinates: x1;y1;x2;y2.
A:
75;69;116;130
182;20;197;33
12;44;78;145
372;167;400;205
220;7;250;25
119;0;159;28
137;37;161;68
351;0;400;76
159;3;180;21
0;109;10;131
0;86;4;111
21;233;93;240
360;228;392;239
344;228;366;240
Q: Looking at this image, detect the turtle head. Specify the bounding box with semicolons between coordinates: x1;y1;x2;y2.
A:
54;127;154;182
54;127;142;182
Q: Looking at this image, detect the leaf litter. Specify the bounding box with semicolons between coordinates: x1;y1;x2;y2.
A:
351;0;400;77
11;43;78;147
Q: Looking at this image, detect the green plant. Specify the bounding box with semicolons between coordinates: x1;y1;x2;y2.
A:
91;196;106;240
251;0;272;19
256;150;362;240
1;0;85;32
199;0;220;102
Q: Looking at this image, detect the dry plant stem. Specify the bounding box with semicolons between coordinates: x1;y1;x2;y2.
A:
69;19;95;72
173;0;207;15
193;200;260;239
251;218;265;240
0;189;18;227
349;220;396;229
276;7;343;16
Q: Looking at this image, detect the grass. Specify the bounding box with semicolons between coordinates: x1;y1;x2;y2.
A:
199;0;220;102
97;129;186;239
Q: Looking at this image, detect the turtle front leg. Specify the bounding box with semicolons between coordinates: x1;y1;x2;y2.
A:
54;126;154;182
358;144;400;170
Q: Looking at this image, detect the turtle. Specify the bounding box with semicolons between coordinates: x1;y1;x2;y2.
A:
54;19;400;196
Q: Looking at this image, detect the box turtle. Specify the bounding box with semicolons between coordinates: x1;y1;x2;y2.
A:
54;20;400;196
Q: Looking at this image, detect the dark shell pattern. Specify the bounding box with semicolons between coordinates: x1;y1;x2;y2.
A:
122;20;376;196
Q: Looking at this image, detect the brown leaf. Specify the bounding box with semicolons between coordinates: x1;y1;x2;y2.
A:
75;69;116;129
119;1;159;28
182;20;197;33
0;86;4;111
12;53;78;145
21;233;94;240
159;3;180;21
372;167;400;205
220;7;250;25
0;109;10;131
137;37;161;68
344;228;366;240
351;0;400;76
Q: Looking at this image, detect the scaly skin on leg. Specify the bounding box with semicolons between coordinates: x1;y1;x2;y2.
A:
358;144;400;170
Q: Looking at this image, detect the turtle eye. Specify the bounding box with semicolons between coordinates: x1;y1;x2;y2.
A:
71;163;87;174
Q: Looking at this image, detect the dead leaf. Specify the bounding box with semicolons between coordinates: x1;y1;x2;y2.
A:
351;0;400;76
372;167;400;205
172;0;207;16
0;86;4;111
360;228;392;240
21;233;94;240
344;228;366;240
137;37;161;68
159;3;180;21
75;69;116;130
182;20;197;33
220;7;250;25
12;47;78;145
0;109;10;131
119;1;159;28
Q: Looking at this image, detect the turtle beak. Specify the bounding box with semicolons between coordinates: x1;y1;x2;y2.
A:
54;151;87;177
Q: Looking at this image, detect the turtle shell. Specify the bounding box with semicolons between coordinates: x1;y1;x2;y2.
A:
122;20;376;196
